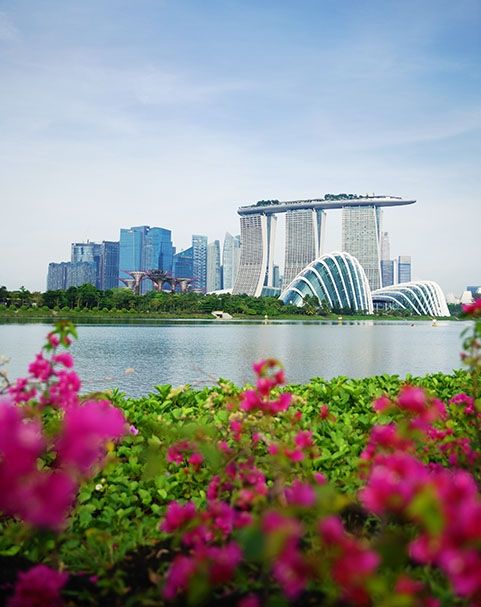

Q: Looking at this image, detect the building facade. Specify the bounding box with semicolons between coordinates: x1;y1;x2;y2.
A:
207;240;222;292
222;232;241;290
192;234;208;293
98;241;120;290
283;208;325;286
173;247;194;279
372;281;449;317
342;206;382;291
233;214;277;297
398;256;412;283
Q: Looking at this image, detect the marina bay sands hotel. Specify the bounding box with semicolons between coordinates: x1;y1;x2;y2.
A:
232;195;416;297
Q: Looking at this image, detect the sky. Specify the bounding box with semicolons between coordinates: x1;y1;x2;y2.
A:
0;0;480;294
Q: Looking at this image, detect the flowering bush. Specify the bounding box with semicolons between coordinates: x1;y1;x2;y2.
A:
1;312;480;606
0;322;127;606
156;309;481;605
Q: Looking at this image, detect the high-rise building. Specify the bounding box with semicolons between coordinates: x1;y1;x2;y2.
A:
342;206;382;291
380;232;394;287
283;208;325;286
47;262;69;291
119;226;173;292
233;196;414;297
173;247;194;278
222;232;241;290
66;262;97;288
273;265;281;289
233;214;277;297
206;240;222;292
98;241;119;290
192;235;208;293
398;255;412;283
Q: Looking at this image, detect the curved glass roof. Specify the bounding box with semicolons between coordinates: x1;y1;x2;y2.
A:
372;281;450;317
280;251;373;313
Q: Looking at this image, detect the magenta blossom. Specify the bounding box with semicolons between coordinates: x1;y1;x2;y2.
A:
8;565;68;607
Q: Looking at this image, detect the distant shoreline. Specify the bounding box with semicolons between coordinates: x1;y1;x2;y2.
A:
0;309;461;323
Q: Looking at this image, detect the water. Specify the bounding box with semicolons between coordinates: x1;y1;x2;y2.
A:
0;320;471;396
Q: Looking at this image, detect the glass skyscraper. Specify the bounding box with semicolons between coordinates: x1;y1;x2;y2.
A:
119;226;174;291
192;235;208;293
398;255;412;283
173;247;194;278
222;233;241;290
207;240;221;292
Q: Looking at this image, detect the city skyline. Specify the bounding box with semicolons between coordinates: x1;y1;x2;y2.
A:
0;1;480;293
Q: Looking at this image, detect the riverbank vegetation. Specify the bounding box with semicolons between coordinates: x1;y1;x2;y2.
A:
0;285;460;320
0;305;480;606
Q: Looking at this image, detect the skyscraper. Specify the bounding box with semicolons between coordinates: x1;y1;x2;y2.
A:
233;214;277;297
380;231;394;288
398;256;412;283
192;235;208;293
98;241;120;290
47;262;69;291
283;208;325;286
342;206;382;291
173;247;194;278
119;226;174;291
222;232;241;290
207;240;221;292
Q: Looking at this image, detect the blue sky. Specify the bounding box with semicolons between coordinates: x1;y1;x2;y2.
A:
0;0;480;293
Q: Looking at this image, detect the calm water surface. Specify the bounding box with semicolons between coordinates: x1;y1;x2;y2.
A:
0;320;470;396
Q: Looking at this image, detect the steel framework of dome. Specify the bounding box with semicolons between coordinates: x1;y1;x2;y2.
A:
372;281;450;317
279;251;373;313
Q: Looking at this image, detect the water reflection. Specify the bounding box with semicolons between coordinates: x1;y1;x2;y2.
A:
0;320;470;396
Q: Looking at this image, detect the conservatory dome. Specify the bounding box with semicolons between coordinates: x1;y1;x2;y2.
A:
372;281;450;317
279;251;373;313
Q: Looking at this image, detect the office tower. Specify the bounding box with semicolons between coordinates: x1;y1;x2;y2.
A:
71;241;101;288
47;262;69;291
206;240;221;293
283;208;325;286
173;247;194;278
119;226;173;292
222;232;241;290
380;232;394;287
98;241;120;290
342;206;382;291
66;262;97;288
398;255;412;283
144;228;174;274
192;235;208;293
233;214;277;297
273;265;281;289
119;226;148;285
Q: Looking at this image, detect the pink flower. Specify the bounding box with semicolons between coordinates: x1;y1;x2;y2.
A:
52;353;74;368
268;392;292;413
56;400;125;474
240;390;260;412
237;594;260;607
8;565;68;607
47;332;60;348
285;480;316;507
188;452;204;469
28;354;53;381
462;299;481;316
129;424;139;435
398;385;426;414
284;447;304;462
230;419;243;440
163;555;197;600
16;470;77;530
207;541;242;584
160;501;196;533
373;395;390;413
294;430;313;449
313;471;327;485
273;547;310;599
319;404;331;418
